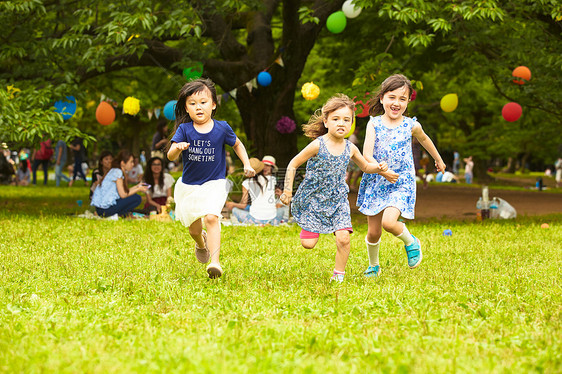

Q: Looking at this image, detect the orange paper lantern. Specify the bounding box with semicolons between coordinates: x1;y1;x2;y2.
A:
512;66;531;85
96;101;115;126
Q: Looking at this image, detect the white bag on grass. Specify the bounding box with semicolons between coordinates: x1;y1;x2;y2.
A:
496;197;517;219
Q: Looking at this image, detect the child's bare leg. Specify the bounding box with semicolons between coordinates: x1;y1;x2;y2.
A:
204;214;221;264
334;230;351;273
188;218;205;248
381;207;403;235
300;237;319;249
366;213;384;243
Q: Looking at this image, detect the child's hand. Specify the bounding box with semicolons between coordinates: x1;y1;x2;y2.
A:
381;170;399;184
280;190;292;205
435;160;446;173
243;165;256;177
137;183;149;193
174;142;190;151
378;161;388;172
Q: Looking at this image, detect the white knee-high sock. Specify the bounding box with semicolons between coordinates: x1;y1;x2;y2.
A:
365;236;381;266
396;224;415;246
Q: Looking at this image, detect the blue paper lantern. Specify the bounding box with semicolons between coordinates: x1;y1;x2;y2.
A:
257;71;272;87
54;96;77;120
163;100;177;120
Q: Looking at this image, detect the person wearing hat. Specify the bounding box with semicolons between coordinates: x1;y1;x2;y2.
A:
225;157;283;225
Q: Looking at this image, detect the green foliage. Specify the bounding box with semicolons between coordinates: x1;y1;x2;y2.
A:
0;186;561;371
0;85;93;146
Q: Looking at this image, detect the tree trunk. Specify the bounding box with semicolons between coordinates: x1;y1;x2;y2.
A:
519;152;530;173
474;158;493;184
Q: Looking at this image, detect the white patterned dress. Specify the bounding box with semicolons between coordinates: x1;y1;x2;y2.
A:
291;137;352;233
357;116;417;219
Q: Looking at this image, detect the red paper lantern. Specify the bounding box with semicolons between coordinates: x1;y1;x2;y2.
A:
96;101;115;126
512;66;531;85
502;102;522;122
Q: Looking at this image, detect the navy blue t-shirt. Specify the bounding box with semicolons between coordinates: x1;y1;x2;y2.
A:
171;119;237;185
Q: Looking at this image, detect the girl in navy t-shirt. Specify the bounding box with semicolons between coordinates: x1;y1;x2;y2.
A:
168;78;255;279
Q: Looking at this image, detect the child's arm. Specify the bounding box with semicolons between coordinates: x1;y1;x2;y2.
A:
350;144;387;174
361;124;400;183
280;140;320;205
231;138;255;177
412;123;446;172
167;142;189;161
225;186;249;210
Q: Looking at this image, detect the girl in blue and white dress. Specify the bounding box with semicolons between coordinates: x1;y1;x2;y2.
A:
281;94;393;283
358;74;446;277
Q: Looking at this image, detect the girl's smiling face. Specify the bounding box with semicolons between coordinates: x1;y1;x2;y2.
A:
185;88;216;125
324;106;354;139
381;85;410;121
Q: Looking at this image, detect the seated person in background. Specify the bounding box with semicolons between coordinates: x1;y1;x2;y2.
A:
143;157;175;213
127;155;143;183
225;157;283;225
436;169;459;183
16;159;30;186
90;150;113;199
91;150;148;217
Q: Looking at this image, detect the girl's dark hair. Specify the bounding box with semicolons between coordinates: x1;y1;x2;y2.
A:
302;94;355;139
19;160;27;171
106;149;134;193
143;157;164;194
168;78;218;150
97;150;113;175
174;78;217;126
367;74;413;116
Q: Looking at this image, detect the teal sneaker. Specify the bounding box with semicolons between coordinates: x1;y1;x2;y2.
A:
405;236;422;268
330;273;345;283
363;265;381;277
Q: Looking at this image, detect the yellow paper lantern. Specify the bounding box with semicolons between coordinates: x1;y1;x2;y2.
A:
440;93;458;112
123;96;140;115
301;82;320;100
345;116;356;138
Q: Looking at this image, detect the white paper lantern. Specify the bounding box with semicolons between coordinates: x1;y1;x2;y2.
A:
342;0;362;18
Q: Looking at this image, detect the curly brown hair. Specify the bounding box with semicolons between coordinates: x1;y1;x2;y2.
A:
302;94;356;139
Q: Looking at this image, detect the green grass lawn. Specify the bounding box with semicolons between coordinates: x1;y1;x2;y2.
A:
1;186;561;373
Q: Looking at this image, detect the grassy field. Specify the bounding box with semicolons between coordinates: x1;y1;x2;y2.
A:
0;186;561;373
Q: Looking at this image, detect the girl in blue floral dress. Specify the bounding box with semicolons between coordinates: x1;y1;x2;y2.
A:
357;74;446;277
280;94;390;282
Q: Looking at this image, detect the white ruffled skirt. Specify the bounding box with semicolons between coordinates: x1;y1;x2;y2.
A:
174;178;229;227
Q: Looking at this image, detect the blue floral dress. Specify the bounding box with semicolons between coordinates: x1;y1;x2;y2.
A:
291;137;352;233
357;116;417;219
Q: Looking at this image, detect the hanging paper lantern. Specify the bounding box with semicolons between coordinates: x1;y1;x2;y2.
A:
183;62;203;80
342;0;362;18
276;116;296;134
345;116;356;138
355;100;369;118
410;89;417;101
54;96;77;120
512;66;531;85
123;96;140;115
163;100;177;121
95;101;115;126
326;11;347;34
257;71;272;87
502;102;522;122
440;93;458;112
301;82;320;100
